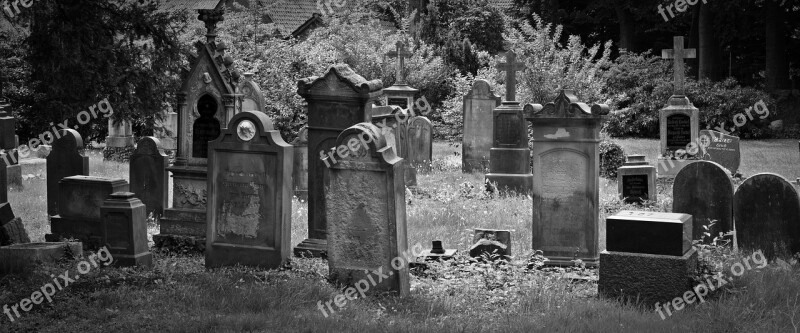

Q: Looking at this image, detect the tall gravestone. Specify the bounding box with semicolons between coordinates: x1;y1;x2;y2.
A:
462;80;500;173
295;64;383;258
101;192;153;267
292;126;309;201
528;90;609;266
0;100;21;188
46;129;90;217
155;107;178;155
325;123;409;296
104;118;136;162
372;106;415;186
130;137;169;216
673;161;734;240
485;51;534;194
407;116;433;173
698;129;741;175
237;73;266;113
206;112;293;269
0;151;6;204
658;36;700;177
735;173;800;259
383;41;418;109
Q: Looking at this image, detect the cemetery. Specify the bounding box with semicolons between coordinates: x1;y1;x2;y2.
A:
2;0;800;331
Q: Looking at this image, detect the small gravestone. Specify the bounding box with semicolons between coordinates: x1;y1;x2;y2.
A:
325;122;409;296
606;211;692;256
462;80;500;173
0;203;29;246
735;173;800;259
617;155;657;204
46;129;90;216
101;192;152;267
418;240;457;261
0;242;83;274
292;126;309;201
206;112;293;269
469;229;511;259
238;73;266;112
104;118;136;162
673;161;734;240
130;137;169;216
47;176;129;249
407;116;433;173
698;129;741;175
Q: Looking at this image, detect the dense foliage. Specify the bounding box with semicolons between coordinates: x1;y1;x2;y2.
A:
599;139;626;179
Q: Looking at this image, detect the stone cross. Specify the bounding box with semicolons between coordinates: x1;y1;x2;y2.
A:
386;41;412;85
662;36;696;97
497;51;525;102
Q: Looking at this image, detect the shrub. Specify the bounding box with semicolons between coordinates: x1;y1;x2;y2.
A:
599;139;625;179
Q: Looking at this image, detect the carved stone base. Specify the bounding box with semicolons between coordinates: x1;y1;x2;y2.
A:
293;238;327;258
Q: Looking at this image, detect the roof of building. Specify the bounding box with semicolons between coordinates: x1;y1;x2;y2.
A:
265;0;389;37
491;0;516;10
157;0;225;13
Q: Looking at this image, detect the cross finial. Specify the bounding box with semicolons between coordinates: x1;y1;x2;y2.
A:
497;51;525;102
662;36;696;97
386;41;413;85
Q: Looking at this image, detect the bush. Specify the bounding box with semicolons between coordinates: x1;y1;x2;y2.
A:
599;139;625;180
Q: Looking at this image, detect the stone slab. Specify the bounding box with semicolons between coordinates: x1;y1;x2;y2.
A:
606;211;692;256
0;217;29;246
0;242;83;274
698;130;740;174
599;249;697;305
130;137;169;216
735;173;800;259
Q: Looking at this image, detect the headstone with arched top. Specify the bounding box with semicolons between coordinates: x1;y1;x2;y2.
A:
47;129;89;216
130;137;170;216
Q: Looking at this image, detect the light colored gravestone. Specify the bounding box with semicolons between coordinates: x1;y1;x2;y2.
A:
325;122;409;296
155;108;178;153
237;73;266;113
384;41;418;109
528;89;609;266
206;111;293;269
130;137;169;216
698;129;741;175
372;106;415;186
407;116;433;173
104;118;136;162
46;129;89;216
735;173;800;259
673;161;734;240
292;126;309;201
462;79;500;173
0;151;6;204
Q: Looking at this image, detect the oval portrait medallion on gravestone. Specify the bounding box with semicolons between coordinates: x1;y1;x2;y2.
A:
237;119;256;141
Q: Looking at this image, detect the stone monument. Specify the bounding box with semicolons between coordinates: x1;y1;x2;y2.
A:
46;129;90;217
407;116;433;173
292;126;309;201
103;118;136;162
101;192;153;267
383;41;418;109
617;155;657;204
735;173;800;259
673;160;734;241
698;129;740;175
130;137;169;216
0;97;21;188
462;80;500;173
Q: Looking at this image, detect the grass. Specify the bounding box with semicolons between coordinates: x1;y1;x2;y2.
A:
1;139;800;332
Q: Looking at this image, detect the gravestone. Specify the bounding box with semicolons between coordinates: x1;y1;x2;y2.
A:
407;116;433;173
104;118;136;162
606;211;692;256
0;152;6;204
658;36;700;178
698;129;741;175
0;242;82;274
237;73;266;113
155;107;178;154
673;161;734;240
383;41;418;109
372;107;416;186
292;126;309;201
0;203;29;246
46;129;90;216
617;155;657;204
469;229;511;259
735;173;800;259
0;102;21;188
101;192;152;267
418;240;457;261
462;80;500;173
130;137;169;216
47;176;129;249
295;64;383;258
528;89;609;266
206;111;293;269
325;122;409;296
485;51;534;194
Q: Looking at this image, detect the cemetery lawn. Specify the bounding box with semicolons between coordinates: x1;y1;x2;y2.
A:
3;140;800;332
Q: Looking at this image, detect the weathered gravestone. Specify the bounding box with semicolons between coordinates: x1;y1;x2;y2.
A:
101;192;152;267
0;102;21;188
237;73;266;113
47;176;129;249
469;229;511;260
407;116;433;173
617;155;657;204
673;160;734;241
104;118;136;162
325;122;409;296
528;89;609;266
206;112;293;269
383;41;418;109
295;64;383;258
698;129;741;175
0;202;29;246
130;137;169;216
155;107;178;154
292;126;309;201
0;242;83;275
0;151;6;204
46;129;90;216
372;106;415;186
735;173;800;259
485;51;534;194
462;80;500;173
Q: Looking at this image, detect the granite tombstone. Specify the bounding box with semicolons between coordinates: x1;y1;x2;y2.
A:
735;173;800;259
130;137;169;216
462;80;501;173
407;116;433;173
673;161;734;240
617;155;657;204
46;129;90;216
101;192;152;267
698;129;741;175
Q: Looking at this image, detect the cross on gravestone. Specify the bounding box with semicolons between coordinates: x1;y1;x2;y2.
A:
662;36;696;97
496;51;525;102
386;41;412;85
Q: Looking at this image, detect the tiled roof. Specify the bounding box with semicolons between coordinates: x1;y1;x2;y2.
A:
265;0;379;37
491;0;516;10
157;0;224;13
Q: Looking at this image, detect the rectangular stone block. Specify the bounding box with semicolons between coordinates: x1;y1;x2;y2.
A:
102;192;152;268
607;211;692;256
0;116;16;150
599;249;697;305
57;176;129;220
0;217;29;245
0;242;82;274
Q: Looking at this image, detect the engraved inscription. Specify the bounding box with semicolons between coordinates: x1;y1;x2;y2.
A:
540;150;589;252
215;153;274;246
495;113;521;146
667;114;691;149
622;174;648;203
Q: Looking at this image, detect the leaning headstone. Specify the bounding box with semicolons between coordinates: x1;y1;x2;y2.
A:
0;203;29;246
46;129;90;216
528;89;609;266
101;192;153;267
292;126;309;201
104;118;136;162
469;229;511;260
462;79;500;173
206;112;293;269
407;116;433;173
130;137;169;216
673;161;734;240
698;129;741;175
735;173;800;259
0;242;83;274
617;155;657;204
325;122;409;296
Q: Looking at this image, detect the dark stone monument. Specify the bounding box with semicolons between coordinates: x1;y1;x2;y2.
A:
130;137;169;216
46;129;89;216
673;161;734;240
292;126;309;201
383;41;418;109
101;192;152;267
469;229;511;259
0;99;21;189
325;122;409;296
735;173;800;259
528;90;608;266
0;151;6;204
606;211;692;256
698;129;741;175
407;116;433;173
658;36;699;178
295;64;383;258
0;203;29;246
205;112;293;269
485;51;534;194
0;242;83;275
462;80;500;173
617;155;657;204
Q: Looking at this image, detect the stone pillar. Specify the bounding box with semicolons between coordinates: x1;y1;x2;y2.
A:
484;100;533;194
657;96;700;178
101;192;153;267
